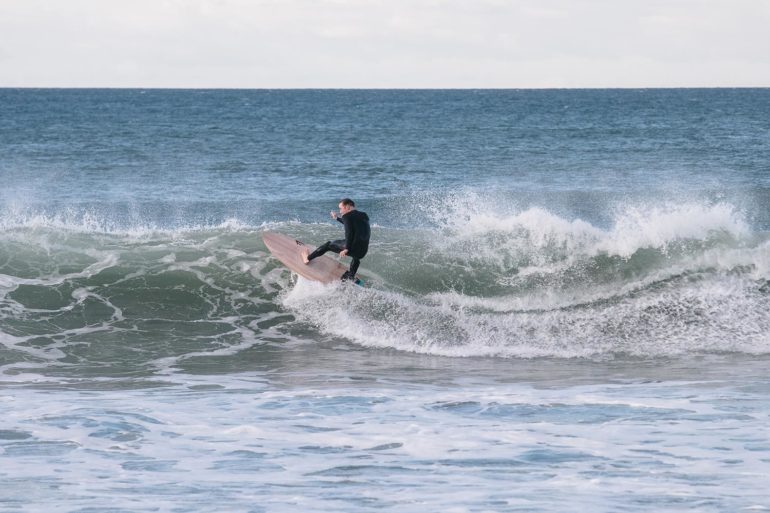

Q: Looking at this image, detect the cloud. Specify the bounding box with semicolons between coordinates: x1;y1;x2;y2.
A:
0;0;768;87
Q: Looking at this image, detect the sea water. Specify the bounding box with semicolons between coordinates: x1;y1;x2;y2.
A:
1;89;769;512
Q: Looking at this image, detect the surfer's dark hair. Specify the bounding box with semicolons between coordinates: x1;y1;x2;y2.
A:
340;198;355;207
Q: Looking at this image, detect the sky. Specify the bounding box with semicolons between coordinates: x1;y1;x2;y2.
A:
1;0;769;88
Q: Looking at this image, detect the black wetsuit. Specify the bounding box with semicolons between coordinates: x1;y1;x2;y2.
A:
307;210;370;279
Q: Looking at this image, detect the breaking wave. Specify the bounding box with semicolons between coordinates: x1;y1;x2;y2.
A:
0;198;768;378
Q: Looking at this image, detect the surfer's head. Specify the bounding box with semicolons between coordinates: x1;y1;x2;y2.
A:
339;198;356;215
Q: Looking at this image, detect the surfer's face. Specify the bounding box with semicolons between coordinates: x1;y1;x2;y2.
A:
338;203;352;215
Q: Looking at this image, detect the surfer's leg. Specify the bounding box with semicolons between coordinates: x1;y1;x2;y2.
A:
349;257;360;276
307;240;345;261
342;257;361;280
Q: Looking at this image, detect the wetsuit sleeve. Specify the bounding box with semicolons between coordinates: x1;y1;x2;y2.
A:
343;216;355;250
336;216;344;224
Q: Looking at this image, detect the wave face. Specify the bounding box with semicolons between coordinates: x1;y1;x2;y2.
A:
0;220;277;379
1;197;768;378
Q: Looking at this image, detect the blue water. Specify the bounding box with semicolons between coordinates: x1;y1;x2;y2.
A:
1;89;770;512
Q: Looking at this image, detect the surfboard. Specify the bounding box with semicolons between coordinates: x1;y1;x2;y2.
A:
262;231;362;285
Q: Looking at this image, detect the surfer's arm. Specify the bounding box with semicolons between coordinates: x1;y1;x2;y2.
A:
342;216;355;251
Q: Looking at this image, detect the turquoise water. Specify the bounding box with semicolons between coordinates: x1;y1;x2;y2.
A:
1;89;770;512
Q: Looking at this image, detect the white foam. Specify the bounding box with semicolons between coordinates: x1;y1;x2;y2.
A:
425;192;753;270
3;376;769;512
601;202;750;258
283;266;770;359
0;205;265;238
0;252;119;292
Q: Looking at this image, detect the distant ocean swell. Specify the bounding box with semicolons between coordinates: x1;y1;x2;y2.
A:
1;197;769;376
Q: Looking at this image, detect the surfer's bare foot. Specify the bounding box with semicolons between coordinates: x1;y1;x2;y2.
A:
301;248;310;264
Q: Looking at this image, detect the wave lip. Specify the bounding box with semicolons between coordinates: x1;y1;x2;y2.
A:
0;206;261;236
599;202;750;258
428;195;751;267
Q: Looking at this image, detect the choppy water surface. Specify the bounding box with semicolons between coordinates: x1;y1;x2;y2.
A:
1;89;770;511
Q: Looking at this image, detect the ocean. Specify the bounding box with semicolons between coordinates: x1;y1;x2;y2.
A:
1;88;769;512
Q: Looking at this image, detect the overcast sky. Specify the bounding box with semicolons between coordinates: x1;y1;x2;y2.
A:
1;0;769;88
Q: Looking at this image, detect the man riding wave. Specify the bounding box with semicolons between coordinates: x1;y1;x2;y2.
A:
302;198;370;281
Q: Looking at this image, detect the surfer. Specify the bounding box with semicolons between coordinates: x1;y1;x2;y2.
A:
302;198;370;280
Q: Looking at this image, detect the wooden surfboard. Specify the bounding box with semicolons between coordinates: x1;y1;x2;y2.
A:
262;231;357;284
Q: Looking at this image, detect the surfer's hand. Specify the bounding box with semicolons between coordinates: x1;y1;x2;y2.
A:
330;211;337;220
340;249;348;257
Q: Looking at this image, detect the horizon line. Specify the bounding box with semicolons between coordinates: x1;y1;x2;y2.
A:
2;86;769;91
